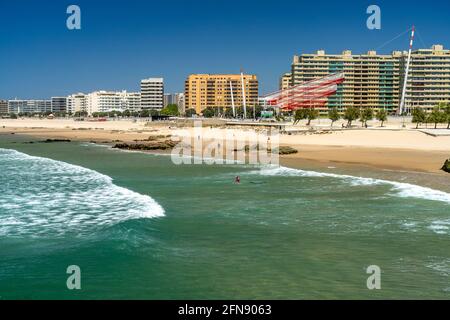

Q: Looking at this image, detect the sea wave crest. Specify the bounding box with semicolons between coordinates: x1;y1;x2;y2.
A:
0;148;165;237
249;165;450;204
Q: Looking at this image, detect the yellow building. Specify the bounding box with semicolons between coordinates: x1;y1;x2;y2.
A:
292;50;402;113
279;72;292;90
184;74;258;114
403;45;450;112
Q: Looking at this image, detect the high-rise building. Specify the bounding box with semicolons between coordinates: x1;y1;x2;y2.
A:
290;45;450;113
51;97;67;113
163;93;177;107
140;78;164;110
67;93;87;114
8;99;52;114
86;91;141;114
402;44;450;112
184;74;259;114
279;73;292;90
0;100;8;114
291;50;402;113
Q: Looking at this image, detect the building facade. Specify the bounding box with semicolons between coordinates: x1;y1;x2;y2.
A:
279;72;292;90
290;45;450;113
141;78;164;110
67;93;87;114
51;97;67;113
291;50;402;113
86;91;141;114
8;99;52;114
163;93;177;107
0;100;8;114
184;74;259;114
402;44;450;112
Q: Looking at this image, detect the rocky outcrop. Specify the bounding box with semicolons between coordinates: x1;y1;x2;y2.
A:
113;140;177;151
442;159;450;173
271;146;298;155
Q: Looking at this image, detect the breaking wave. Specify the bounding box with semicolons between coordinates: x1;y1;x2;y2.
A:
249;165;450;204
0;148;165;238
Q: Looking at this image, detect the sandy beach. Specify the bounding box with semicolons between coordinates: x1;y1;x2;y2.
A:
1;118;449;174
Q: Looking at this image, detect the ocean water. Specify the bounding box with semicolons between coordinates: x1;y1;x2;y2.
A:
0;135;449;299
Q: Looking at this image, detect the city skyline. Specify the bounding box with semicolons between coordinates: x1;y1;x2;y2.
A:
1;0;450;99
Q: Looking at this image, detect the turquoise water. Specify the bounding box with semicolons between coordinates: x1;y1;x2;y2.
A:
0;135;449;299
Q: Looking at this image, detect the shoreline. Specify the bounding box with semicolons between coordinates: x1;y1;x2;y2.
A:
2;120;449;174
1;123;450;194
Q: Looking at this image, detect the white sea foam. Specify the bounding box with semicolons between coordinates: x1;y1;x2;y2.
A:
249;165;450;204
428;220;450;235
0;148;165;237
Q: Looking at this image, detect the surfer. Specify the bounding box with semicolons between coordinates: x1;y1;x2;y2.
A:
235;176;240;184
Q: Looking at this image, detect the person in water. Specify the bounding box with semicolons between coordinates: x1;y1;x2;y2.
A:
235;176;240;184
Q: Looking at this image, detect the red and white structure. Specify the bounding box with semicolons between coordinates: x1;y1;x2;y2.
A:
262;73;345;111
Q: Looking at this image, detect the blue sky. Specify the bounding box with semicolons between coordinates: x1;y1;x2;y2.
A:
1;0;449;99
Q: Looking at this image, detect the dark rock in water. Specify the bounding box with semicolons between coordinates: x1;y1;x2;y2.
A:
442;159;450;173
40;139;71;143
271;146;298;155
113;140;177;151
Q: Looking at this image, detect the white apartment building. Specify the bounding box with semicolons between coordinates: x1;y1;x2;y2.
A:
8;99;52;114
86;90;141;114
51;97;67;113
141;78;164;110
67;93;87;114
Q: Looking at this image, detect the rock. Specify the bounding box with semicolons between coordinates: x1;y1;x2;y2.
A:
40;139;71;143
271;146;298;155
113;140;177;151
442;159;450;173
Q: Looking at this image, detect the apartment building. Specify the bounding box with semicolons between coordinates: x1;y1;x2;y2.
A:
402;44;450;112
290;45;450;113
184;74;259;114
0;100;8;114
51;97;67;113
8;99;52;114
291;50;402;113
85;91;141;114
67;93;87;114
141;78;164;110
279;72;292;90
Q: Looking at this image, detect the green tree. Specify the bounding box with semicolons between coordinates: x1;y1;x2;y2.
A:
427;106;447;129
224;107;235;118
359;108;373;128
445;104;450;129
139;109;151;118
411;108;426;129
306;108;319;126
328;108;340;127
160;104;179;116
343;107;360;128
185;108;197;118
202;107;216;118
375;109;388;127
293;108;308;125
